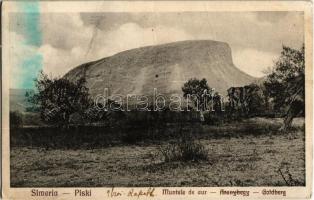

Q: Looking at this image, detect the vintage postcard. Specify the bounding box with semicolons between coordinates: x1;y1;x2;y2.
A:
1;0;313;199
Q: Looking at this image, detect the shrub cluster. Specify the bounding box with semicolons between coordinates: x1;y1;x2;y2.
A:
159;134;208;162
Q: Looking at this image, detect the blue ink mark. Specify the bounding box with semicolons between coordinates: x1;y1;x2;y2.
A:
19;54;43;89
17;1;43;89
20;1;42;47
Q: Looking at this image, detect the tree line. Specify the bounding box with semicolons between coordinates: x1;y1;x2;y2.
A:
10;44;304;131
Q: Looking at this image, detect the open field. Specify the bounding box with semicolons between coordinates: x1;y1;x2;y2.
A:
10;117;305;187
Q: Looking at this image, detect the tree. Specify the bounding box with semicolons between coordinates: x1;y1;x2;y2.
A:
227;84;265;117
243;84;266;116
28;71;91;127
264;45;305;131
182;78;212;111
212;92;223;113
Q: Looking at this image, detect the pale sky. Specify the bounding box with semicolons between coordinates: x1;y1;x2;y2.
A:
9;11;304;88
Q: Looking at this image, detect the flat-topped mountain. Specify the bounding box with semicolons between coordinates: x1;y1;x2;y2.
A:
64;40;256;97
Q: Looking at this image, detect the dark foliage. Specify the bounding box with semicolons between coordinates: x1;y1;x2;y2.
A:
244;84;266;116
182;78;212;110
226;84;267;118
27;71;91;127
159;133;208;162
264;45;305;130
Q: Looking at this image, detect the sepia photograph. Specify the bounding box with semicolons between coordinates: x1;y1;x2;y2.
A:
2;1;312;198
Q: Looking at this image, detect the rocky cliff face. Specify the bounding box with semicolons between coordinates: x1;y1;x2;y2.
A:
64;40;256;97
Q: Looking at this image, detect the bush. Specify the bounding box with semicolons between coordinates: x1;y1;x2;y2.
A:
10;111;23;128
159;134;208;162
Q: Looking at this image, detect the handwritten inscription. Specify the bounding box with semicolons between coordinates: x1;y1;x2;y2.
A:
107;187;155;198
107;188;123;197
128;188;155;198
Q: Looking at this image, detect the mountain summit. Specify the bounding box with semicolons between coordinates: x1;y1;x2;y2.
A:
64;40;256;97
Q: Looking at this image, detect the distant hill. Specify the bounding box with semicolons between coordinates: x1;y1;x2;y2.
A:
11;40;258;111
10;89;34;112
64;40;257;98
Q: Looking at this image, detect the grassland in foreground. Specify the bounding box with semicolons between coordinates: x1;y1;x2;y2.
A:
10;117;305;187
